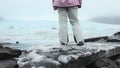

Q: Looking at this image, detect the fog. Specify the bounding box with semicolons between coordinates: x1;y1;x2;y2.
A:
0;0;120;20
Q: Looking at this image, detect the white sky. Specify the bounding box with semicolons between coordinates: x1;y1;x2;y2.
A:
0;0;120;20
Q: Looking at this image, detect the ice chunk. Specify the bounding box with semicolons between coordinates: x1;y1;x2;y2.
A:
58;55;72;64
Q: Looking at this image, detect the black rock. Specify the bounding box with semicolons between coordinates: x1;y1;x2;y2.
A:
0;47;22;60
0;44;3;48
87;58;119;68
106;39;120;42
114;32;120;36
84;36;109;42
115;59;120;68
0;59;18;68
84;36;120;43
16;41;19;44
79;66;86;68
109;54;120;60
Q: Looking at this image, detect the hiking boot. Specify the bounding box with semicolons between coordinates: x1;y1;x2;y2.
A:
77;42;84;46
61;43;67;46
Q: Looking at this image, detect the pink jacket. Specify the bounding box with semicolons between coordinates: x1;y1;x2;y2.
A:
52;0;82;10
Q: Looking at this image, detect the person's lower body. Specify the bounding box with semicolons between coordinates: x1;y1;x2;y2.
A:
58;7;69;45
58;6;84;46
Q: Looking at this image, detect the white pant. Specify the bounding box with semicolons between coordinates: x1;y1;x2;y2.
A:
58;6;84;44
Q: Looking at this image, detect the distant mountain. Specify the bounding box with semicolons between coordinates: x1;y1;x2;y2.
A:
89;17;120;25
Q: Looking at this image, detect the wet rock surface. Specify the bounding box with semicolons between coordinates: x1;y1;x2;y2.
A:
18;43;120;68
114;32;120;36
84;32;120;43
18;32;120;68
84;36;120;43
0;59;18;68
87;57;119;68
1;31;120;68
0;45;22;60
84;36;109;42
0;44;22;68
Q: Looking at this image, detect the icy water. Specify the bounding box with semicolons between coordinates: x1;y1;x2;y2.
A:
0;20;120;50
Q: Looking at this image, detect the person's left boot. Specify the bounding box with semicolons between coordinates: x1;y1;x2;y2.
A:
61;43;67;46
77;42;84;46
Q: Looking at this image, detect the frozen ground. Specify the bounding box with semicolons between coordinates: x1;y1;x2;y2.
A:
17;42;120;68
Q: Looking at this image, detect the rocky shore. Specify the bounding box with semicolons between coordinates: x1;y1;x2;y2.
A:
0;44;22;68
0;32;120;68
18;32;120;68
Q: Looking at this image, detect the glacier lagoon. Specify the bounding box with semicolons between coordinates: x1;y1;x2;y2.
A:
0;20;120;50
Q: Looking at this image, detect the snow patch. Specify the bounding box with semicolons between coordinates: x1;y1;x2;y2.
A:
58;55;72;63
18;42;120;68
58;54;79;63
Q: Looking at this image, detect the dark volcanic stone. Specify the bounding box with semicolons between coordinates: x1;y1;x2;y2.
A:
84;36;109;42
0;59;18;68
115;59;120;68
79;66;86;68
0;47;22;60
87;58;119;68
0;44;3;48
114;32;120;36
109;54;120;60
16;41;19;44
18;33;120;68
106;39;120;42
84;36;120;43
